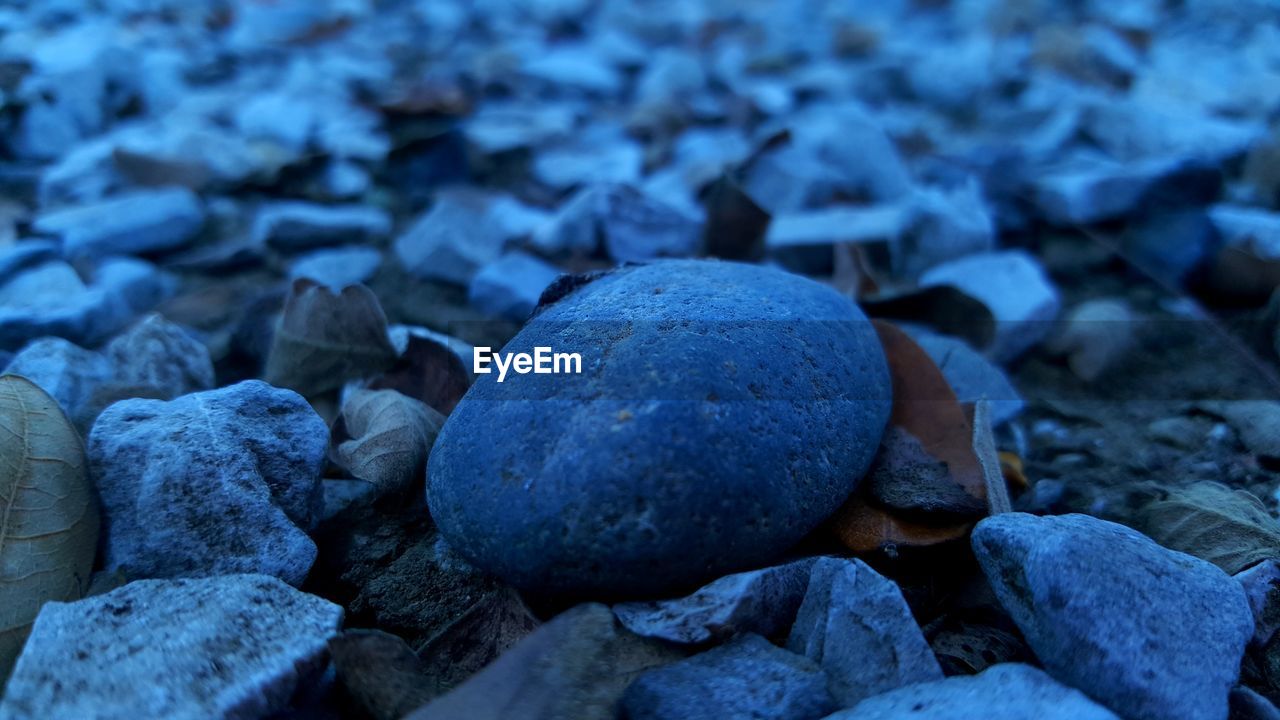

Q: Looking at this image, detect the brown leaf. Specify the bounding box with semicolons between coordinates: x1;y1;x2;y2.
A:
369;334;471;415
334;389;445;496
264;279;398;397
331;630;441;720
1137;482;1280;575
0;375;99;682
862;286;996;353
830;321;987;554
701;172;769;262
417;588;540;692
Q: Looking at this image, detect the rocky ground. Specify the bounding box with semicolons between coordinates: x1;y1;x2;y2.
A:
3;0;1280;719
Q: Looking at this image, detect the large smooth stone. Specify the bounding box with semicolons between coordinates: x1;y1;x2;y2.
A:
428;259;891;598
972;513;1253;720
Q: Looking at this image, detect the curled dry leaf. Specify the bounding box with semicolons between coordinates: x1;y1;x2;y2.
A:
1137;482;1280;575
830;321;987;554
264;279;398;397
369;334;471;416
0;375;99;682
335;389;445;496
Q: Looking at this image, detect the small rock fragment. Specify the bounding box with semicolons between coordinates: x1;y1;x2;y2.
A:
1237;560;1280;647
613;558;816;645
467;251;561;321
1045;298;1136;382
1196;401;1280;459
919;250;1060;362
289;246;384;289
394;191;510;286
532;183;702;262
253;201;391;252
622;634;835;720
2;337;115;425
0;575;343;720
829;663;1119;720
973;512;1253;720
88;380;328;586
33;187;205;258
787;557;942;706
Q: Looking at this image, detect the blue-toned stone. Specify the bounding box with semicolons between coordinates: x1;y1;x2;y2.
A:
830;664;1119;720
468;251;561;321
33;187;205;258
288;246;383;289
973;513;1253;720
88;380;328;586
253;202;391;252
428;259;892;598
622;634;835;720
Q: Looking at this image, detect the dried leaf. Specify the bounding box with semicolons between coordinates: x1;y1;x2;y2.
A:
971;400;1012;515
335;389;445;496
1137;482;1280;575
0;375;99;682
264;279;398;396
416;588;540;692
701;172;769;262
830;321;986;554
369;334;471;415
331;630;441;720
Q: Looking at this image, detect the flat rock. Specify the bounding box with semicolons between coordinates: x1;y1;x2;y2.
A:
288;246;384;289
787;557;942;707
253;202;391;252
622;634;835;720
393;190;510;286
427;260;891;597
919;250;1060;363
0;257;174;351
0;574;342;720
531;183;702;262
827;663;1119;720
972;512;1254;720
907;328;1023;425
468;251;562;321
33;187;205;259
613;558;817;645
88;380;328;586
1031;155;1220;226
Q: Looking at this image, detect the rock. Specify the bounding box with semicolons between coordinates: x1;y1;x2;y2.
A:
532;126;644;191
613;558;817;645
104;313;216;399
253;202;391;252
3;314;213;429
828;663;1119;720
787;557;941;707
1196;401;1280;459
907;328;1023;425
1211;205;1280;253
1124;209;1218;281
405;604;680;720
1230;686;1280;720
972;512;1253;720
531;183;702;262
0;574;342;720
88;380;328;586
468;251;562;321
0;240;58;279
897;182;996;279
289;246;384;289
394;190;510;286
0;258;174;351
427;260;891;597
765;205;909;276
621;634;835;720
2;337;115;426
919;251;1060;363
1045;299;1136;382
1032;155;1221;226
1237;559;1280;647
33;187;205;258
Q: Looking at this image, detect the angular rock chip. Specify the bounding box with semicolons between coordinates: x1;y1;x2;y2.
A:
252;201;391;252
622;634;835;720
973;512;1253;720
0;574;342;720
787;557;941;706
468;251;562;322
88;380;328;586
614;558;816;645
828;663;1119;720
33;187;204;259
